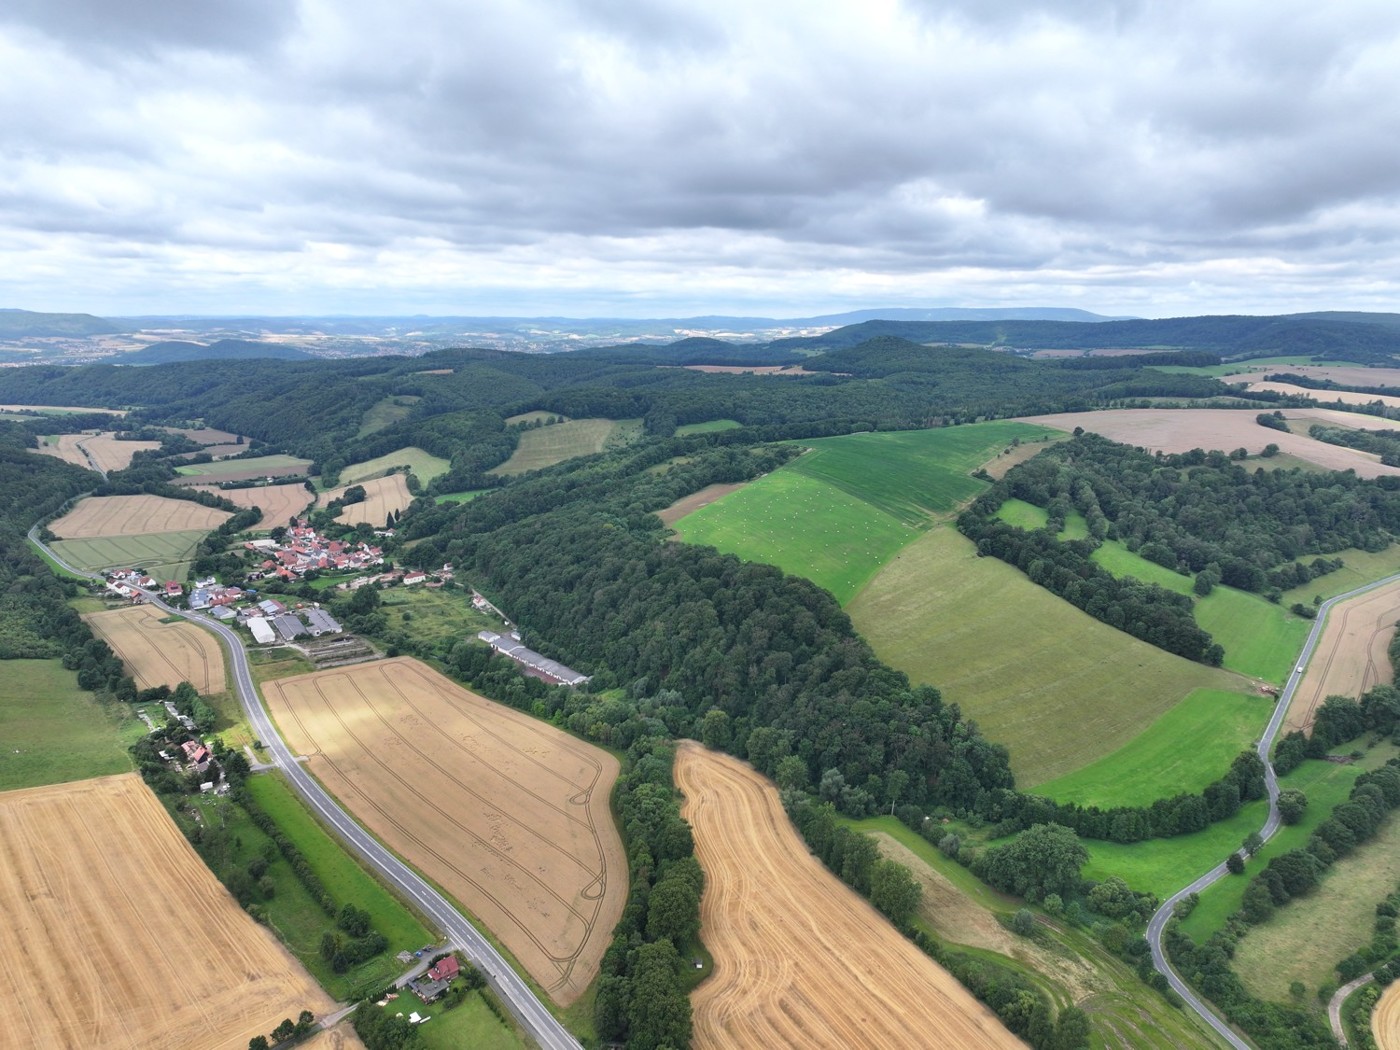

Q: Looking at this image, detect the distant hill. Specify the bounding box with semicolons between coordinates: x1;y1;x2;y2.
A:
793;306;1132;324
118;339;317;365
0;308;121;338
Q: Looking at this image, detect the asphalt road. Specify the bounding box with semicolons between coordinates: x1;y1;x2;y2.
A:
1146;572;1400;1050
30;527;581;1050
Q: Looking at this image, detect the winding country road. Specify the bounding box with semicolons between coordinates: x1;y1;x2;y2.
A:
30;525;581;1050
1146;572;1400;1050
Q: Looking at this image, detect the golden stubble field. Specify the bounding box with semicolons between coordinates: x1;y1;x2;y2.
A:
35;432;162;472
1017;408;1400;478
263;657;625;1004
675;743;1023;1050
1286;579;1400;734
50;493;231;538
0;774;332;1050
84;604;226;693
194;482;313;530
1375;980;1400;1049
323;474;413;526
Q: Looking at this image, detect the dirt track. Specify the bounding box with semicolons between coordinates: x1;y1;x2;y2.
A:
676;743;1023;1049
84;604;226;693
194;482;312;530
50;493;231;538
1017;408;1400;478
263;657;625;1005
0;774;332;1049
1285;580;1400;734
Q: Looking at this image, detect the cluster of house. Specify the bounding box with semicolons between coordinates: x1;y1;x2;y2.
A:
244;523;385;582
153;737;225;793
336;563;454;591
104;569;182;601
409;954;461;1003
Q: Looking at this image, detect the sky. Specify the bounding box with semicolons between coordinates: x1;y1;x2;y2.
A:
3;0;1400;319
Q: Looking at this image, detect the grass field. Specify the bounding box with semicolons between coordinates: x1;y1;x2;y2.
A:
1196;585;1311;683
1034;689;1272;808
677;469;917;602
675;421;1055;604
676;419;741;435
1178;745;1400;941
676;744;1023;1049
50;493;231;538
1234;809;1400;1002
0;775;333;1049
84;603;226;693
1153;355;1324;378
339;446;450;486
263;657;626;1005
245;772;432;957
49;528;211;581
848;527;1246;786
994;498;1048;530
416;994;527;1050
1090;540;1197;595
490;418;642;476
358;396;421;436
847;815;1232;1049
376;586;499;649
434;488;488;504
175;453;312;479
1280;546;1400;606
0;659;143;791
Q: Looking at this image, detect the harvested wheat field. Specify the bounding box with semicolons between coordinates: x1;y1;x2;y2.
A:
299;1022;367;1050
1286;579;1400;734
0;774;332;1050
263;657;625;1004
35;432;162;472
323;474;413;527
1224;379;1400;410
1375;980;1400;1049
84;604;225;693
1018;408;1400;478
194;482;313;530
676;743;1023;1050
50;493;231;539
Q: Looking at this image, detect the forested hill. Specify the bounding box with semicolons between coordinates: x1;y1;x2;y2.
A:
0;308;121;337
116;338;316;365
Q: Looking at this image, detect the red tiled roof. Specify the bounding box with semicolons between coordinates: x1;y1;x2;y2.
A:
427;956;460;982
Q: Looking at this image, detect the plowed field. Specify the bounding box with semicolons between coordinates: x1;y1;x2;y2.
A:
1375;980;1400;1049
0;774;332;1049
676;743;1023;1049
50;493;230;538
1285;579;1400;734
194;482;312;530
263;657;625;1005
323;474;412;526
84;604;225;692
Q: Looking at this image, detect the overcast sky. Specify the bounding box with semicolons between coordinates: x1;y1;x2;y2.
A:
3;0;1399;318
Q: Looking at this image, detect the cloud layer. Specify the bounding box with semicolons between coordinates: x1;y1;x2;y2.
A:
3;0;1399;316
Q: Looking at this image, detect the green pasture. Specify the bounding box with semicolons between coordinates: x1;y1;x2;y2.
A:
340;445;450;486
676;419;740;435
174;453;311;478
1280;545;1400;606
416;993;526;1050
1152;355;1327;377
1034;689;1272;809
1090;540;1197;596
0;659;143;791
1196;586;1310;683
490;418;642;476
849;527;1246;787
788;422;1059;528
1178;745;1399;941
434;489;488;505
358;395;421;437
675;469;917;603
246;772;432;953
1233;806;1400;1002
49;529;210;582
994;498;1047;530
375;586;498;650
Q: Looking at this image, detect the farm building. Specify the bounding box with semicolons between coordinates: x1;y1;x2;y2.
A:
247;616;275;644
272;613;308;642
210;606;236;622
304;608;343;635
477;630;589;687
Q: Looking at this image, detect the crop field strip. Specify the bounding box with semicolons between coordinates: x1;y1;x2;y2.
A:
192;481;313;530
84;604;225;693
1284;578;1400;734
322;473;412;526
1376;980;1400;1049
0;774;331;1049
49;493;231;538
48;529;211;580
263;657;625;1004
173;453;312;480
676;743;1023;1049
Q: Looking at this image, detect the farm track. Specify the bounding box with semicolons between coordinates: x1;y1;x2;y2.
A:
677;743;1025;1049
27;526;584;1050
263;658;623;1004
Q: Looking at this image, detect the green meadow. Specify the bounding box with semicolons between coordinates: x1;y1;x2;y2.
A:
340;445;450;486
1034;689;1272;809
174;453;311;478
49;529;210;582
1195;586;1310;683
490;418;642;476
675;419;741;435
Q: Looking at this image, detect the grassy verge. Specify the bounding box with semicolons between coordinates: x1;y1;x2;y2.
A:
1034;689;1272;808
0;658;144;790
